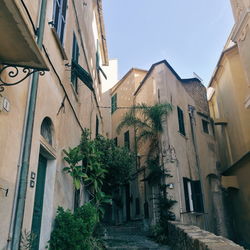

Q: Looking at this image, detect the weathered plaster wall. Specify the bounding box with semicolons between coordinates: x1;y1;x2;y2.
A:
0;0;109;248
208;45;250;247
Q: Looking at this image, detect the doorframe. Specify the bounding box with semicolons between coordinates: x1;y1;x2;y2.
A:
31;138;56;249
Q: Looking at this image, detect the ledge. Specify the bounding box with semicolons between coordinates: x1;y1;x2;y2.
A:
167;221;244;250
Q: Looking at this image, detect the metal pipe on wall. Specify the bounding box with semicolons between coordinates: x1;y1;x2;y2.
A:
11;0;47;249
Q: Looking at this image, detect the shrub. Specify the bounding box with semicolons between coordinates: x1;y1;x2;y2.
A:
48;203;101;250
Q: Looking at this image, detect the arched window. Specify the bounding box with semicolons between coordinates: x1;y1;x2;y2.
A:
41;117;54;146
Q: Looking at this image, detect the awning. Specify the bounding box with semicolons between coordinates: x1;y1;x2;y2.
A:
0;0;48;70
72;61;93;91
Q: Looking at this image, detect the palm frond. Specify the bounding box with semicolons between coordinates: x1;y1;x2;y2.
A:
116;111;151;134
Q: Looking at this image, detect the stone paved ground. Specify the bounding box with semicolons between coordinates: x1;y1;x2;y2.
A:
102;221;171;250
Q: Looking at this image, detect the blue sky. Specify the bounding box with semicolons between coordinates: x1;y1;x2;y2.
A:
102;0;234;85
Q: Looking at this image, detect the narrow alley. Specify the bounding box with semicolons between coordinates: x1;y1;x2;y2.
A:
103;221;171;250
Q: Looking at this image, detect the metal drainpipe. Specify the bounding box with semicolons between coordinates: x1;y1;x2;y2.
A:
11;0;47;249
188;105;209;230
7;77;32;250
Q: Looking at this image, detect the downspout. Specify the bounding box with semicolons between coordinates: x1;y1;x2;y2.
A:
7;78;32;250
188;105;208;230
11;0;47;249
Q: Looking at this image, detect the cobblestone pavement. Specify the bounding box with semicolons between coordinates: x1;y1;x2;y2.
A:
103;222;171;250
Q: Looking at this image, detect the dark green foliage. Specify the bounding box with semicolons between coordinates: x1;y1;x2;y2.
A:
117;103;176;244
49;204;102;250
20;230;37;250
151;189;177;244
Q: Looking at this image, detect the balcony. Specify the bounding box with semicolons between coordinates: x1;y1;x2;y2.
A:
0;0;48;70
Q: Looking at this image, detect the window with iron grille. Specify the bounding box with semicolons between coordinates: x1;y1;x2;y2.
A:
177;106;186;136
71;33;79;92
111;94;117;114
183;178;204;213
53;0;67;44
124;130;130;150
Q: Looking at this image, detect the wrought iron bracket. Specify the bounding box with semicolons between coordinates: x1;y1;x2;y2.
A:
0;65;45;92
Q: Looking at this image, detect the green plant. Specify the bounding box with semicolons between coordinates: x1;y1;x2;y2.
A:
118;103;176;244
20;230;37;250
63;146;84;190
48;203;102;250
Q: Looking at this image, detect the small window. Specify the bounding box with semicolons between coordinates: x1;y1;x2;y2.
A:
95;116;99;137
71;33;79;92
177;106;185;136
111;94;117;114
41;117;53;145
124;130;130;150
53;0;67;44
183;178;204;213
202;119;209;134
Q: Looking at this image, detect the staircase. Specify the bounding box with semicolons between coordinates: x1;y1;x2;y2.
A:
103;221;171;250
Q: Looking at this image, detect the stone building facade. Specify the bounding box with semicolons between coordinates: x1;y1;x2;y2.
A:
111;60;227;236
0;0;111;249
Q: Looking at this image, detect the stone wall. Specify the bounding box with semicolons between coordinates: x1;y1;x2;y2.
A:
181;80;209;115
168;221;244;250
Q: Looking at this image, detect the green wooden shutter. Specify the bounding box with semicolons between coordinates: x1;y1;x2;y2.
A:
111;94;117;114
192;180;204;213
71;33;79;92
177;106;185;136
183;177;190;212
124;131;130;150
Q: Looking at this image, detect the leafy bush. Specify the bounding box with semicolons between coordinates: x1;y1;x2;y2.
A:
151;194;177;244
48;203;102;250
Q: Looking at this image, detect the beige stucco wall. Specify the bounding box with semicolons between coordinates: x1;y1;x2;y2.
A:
230;0;250;108
208;45;250;247
0;0;109;248
134;62;222;234
110;69;147;222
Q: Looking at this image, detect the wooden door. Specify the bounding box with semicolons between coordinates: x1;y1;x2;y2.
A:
31;154;47;249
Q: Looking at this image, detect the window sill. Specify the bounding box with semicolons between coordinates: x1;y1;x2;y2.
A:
51;27;68;60
181;211;206;216
178;131;188;140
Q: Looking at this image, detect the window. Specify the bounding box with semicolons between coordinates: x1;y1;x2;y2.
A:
135;198;140;215
183;178;204;213
53;0;67;44
41;117;53;145
71;33;79;92
113;137;118;147
95;116;99;137
124;130;130;150
111;94;117;114
202;119;209;134
177;106;185;136
74;188;80;211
